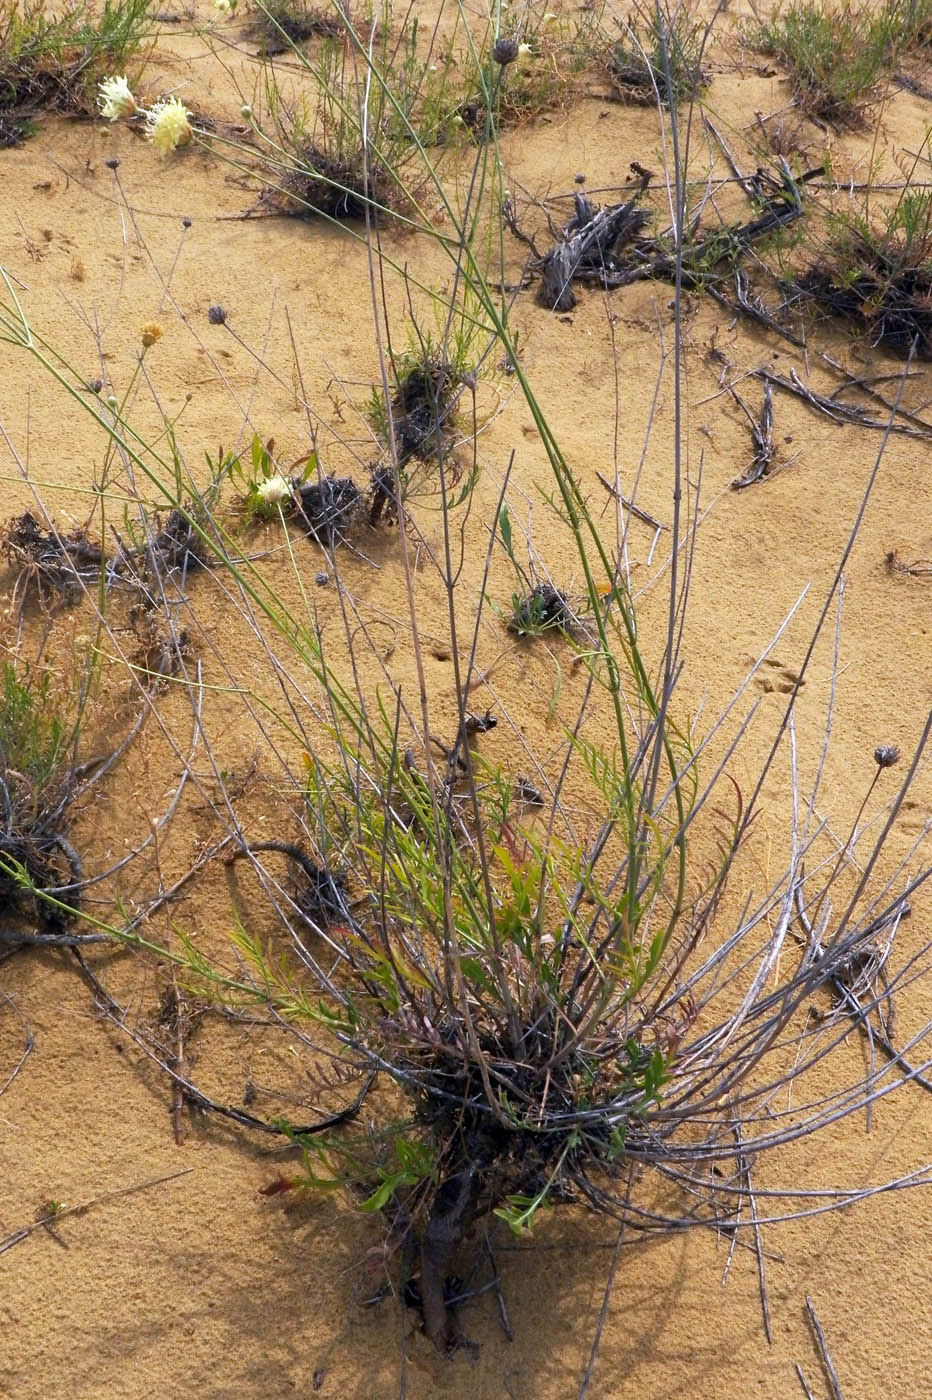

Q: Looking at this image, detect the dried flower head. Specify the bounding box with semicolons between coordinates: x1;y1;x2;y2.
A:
145;97;192;154
874;745;900;768
140;322;163;348
255;474;294;507
207;304;228;325
98;75;138;121
492;35;519;65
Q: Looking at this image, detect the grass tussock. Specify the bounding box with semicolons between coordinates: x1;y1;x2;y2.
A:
606;0;707;106
796;190;932;355
0;659;106;944
0;0;151;129
751;0;902;124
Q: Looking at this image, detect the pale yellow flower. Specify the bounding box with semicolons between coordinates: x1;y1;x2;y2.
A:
98;75;138;121
140;322;163;348
517;41;533;63
214;0;236;14
145;97;192;154
255;474;293;506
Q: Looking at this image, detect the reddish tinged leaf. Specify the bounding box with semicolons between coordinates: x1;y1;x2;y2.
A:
259;1174;298;1197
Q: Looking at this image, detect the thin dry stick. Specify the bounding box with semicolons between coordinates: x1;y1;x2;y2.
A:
795;1362;817;1399
730;378;775;488
0;1168;193;1256
170;970;186;1147
577;1170;631;1400
0;991;33;1097
739;1126;771;1344
484;1230;513;1342
759;368;932;439
805;1295;845;1400
595;470;665;533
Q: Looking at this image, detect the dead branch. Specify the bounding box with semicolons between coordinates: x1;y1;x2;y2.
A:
0;1168;194;1257
73;949;376;1138
804;1295;845;1400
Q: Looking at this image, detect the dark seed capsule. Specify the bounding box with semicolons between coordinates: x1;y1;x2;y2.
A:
182;216;192;229
105;157;120;170
315;572;329;586
492;35;519;65
207;304;227;325
874;744;900;768
465;709;497;734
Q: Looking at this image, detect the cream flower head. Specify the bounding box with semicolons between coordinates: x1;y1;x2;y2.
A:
214;0;237;13
255;474;294;506
98;75;138;121
145;97;192;154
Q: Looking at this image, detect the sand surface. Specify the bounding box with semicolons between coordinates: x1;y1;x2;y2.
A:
1;3;932;1396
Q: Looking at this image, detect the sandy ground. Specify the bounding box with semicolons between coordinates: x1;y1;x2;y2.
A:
1;3;932;1396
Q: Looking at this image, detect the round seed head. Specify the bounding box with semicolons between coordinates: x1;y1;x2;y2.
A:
874;744;900;768
208;304;228;325
492;35;519;65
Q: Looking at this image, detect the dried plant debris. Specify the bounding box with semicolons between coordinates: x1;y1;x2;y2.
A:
0;112;34;146
0;0;151;125
607;10;706;106
248;0;344;54
367;462;397;526
262;144;389;221
788;193;932;357
795;259;932;359
227;841;348;929
506;163;815;315
505;177;651;312
758;366;932;439
884;549;932;579
2;511;105;610
390;359;461;465
730;379;775;488
133;506;214;582
295;475;363;547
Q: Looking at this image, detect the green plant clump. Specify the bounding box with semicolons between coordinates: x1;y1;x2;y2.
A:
0;0;152;130
797;190;932;355
607;0;707;106
752;0;902;123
